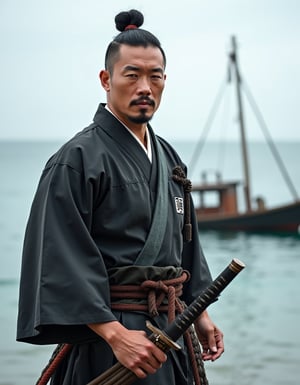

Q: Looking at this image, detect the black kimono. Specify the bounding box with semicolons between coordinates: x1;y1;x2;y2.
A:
17;104;213;384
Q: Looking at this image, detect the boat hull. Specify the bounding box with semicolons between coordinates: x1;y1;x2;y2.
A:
195;201;300;233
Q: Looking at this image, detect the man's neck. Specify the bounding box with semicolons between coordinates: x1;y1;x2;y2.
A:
105;105;147;148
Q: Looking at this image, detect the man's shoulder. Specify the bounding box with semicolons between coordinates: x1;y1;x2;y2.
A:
43;121;107;173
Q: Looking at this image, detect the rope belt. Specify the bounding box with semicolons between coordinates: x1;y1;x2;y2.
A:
35;271;208;385
110;270;189;323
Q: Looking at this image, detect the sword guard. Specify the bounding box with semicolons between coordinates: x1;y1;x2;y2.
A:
146;320;181;351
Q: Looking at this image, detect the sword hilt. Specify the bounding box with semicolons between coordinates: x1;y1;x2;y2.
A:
86;258;245;385
146;321;181;351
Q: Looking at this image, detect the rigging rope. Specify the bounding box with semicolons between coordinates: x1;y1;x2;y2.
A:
241;80;299;201
188;79;227;178
216;81;232;176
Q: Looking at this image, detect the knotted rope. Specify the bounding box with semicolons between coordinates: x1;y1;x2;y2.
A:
172;166;192;242
111;270;189;324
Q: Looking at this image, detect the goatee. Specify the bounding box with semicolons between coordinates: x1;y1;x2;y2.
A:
128;111;153;124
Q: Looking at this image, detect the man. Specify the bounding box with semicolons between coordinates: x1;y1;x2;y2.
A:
17;9;224;385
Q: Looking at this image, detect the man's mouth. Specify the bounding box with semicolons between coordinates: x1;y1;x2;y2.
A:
131;98;155;107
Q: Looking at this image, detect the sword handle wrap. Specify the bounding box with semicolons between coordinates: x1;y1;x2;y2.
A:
164;258;245;341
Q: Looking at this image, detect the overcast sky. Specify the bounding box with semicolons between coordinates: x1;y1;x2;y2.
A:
1;0;300;141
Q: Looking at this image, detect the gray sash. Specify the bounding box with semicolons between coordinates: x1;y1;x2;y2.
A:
134;137;168;266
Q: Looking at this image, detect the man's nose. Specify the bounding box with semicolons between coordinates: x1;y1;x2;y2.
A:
137;77;151;94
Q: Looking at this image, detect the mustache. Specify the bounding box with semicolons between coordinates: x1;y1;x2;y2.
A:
130;97;155;107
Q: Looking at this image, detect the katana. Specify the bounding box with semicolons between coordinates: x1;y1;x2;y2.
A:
87;258;245;385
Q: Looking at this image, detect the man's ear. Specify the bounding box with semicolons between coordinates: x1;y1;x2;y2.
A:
99;70;110;91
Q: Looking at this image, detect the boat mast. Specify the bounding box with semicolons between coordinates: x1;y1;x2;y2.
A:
229;36;252;212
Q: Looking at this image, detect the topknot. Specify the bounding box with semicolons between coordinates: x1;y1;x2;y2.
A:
104;9;166;72
115;9;144;32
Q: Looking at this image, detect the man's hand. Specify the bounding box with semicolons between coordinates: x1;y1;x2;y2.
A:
195;310;224;361
88;321;167;378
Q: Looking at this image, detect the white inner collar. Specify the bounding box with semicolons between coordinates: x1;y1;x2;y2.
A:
105;105;152;162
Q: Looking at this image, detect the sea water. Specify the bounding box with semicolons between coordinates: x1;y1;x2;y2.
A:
0;140;299;385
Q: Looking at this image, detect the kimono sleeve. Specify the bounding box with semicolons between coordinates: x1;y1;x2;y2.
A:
17;162;116;345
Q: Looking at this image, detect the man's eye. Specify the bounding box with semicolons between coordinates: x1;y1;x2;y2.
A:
126;74;137;78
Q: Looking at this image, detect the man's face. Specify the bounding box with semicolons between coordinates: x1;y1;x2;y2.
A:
100;44;166;129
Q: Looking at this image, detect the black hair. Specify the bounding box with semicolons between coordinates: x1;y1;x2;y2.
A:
104;9;166;74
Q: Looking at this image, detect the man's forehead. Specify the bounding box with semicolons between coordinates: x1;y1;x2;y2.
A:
118;44;165;67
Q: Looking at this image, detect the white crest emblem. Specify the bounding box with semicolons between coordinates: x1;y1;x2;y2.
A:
174;197;184;214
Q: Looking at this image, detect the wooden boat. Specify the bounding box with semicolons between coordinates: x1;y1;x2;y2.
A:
190;36;300;233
